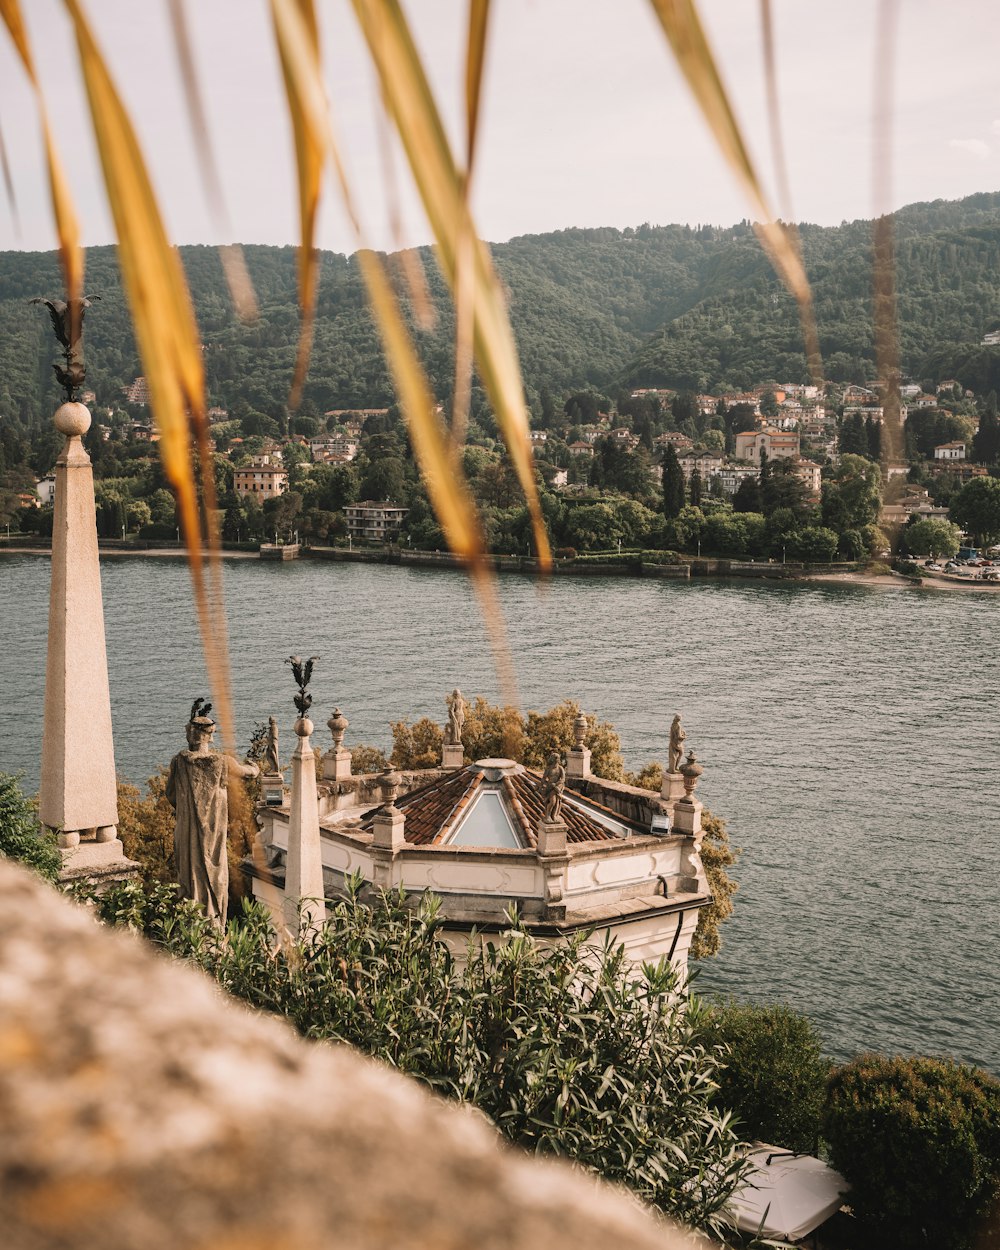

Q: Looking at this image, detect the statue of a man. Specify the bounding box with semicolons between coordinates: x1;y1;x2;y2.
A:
264;715;280;774
540;751;566;823
668;713;687;775
445;688;466;746
166;699;258;926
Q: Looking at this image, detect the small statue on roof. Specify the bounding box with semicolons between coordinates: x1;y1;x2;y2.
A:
668;713;687;775
539;751;566;823
264;715;280;774
445;687;466;746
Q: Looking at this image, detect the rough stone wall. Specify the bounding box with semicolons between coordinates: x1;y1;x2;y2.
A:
0;861;711;1250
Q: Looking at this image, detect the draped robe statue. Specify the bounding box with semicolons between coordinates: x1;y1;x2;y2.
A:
166;708;257;925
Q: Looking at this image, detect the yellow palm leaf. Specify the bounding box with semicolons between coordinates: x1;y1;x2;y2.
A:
0;0;83;310
648;0;821;383
61;0;233;746
270;0;326;410
350;0;551;569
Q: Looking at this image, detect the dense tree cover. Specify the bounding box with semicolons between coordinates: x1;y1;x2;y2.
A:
948;476;1000;545
6;193;1000;433
902;517;961;558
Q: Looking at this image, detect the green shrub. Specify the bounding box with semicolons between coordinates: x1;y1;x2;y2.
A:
824;1053;1000;1250
701;1000;829;1152
84;878;749;1239
0;772;61;883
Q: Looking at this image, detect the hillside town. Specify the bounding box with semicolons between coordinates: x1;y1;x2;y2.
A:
7;369;1000;576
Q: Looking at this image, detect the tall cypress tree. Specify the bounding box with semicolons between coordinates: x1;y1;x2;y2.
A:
662;445;685;518
689;467;703;507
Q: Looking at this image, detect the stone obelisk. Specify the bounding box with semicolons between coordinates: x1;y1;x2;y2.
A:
284;713;327;932
39;400;124;868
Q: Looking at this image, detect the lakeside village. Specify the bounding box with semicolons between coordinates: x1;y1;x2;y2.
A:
5;378;1000;1250
5;369;1000;578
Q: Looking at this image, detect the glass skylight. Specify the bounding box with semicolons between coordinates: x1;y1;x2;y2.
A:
446;789;524;848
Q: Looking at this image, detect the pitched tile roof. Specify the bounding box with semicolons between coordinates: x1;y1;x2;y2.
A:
358;763;632;848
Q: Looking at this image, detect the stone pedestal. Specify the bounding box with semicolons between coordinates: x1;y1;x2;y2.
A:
536;818;568;921
372;807;405;852
660;771;685;804
284;717;326;932
321;749;352;782
536;817;567;857
671;796;703;839
566;746;591;781
441;743;464;770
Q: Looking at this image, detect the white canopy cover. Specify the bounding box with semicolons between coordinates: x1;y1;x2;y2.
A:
726;1145;849;1242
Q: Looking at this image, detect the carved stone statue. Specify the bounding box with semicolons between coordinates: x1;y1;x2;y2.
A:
264;716;280;774
539;751;566;823
445;688;466;746
668;713;687;775
166;698;258;926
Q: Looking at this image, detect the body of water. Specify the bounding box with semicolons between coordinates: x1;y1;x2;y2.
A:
2;554;997;1071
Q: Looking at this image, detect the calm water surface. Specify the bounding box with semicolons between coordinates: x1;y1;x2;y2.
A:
2;555;997;1071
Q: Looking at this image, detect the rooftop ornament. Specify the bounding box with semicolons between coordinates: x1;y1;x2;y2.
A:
30;295;101;402
286;655;319;725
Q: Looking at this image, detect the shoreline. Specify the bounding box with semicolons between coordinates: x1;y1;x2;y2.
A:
3;543;998;591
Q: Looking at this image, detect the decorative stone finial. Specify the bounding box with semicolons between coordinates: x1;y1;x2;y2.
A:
573;711;589;750
327;707;349;751
53;401;91;438
681;750;703;798
378;769;402;808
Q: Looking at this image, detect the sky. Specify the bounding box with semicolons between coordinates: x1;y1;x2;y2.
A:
2;0;1000;257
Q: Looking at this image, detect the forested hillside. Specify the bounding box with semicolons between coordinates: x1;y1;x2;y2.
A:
3;191;1000;427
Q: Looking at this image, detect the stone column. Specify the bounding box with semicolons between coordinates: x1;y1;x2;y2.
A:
565;711;591;781
284;715;326;932
321;707;352;782
40;402;127;874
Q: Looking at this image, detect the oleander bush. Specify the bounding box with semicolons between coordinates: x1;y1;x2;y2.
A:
0;772;61;883
702;1000;829;1153
823;1053;1000;1250
84;877;749;1239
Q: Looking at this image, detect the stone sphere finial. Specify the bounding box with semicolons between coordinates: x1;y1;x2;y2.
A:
378;769;402;808
294;716;314;739
53;401;91;438
681;750;703;798
573;711;589;750
327;707;349;750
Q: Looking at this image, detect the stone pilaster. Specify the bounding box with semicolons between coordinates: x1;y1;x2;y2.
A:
284;716;326;932
39;402;134;881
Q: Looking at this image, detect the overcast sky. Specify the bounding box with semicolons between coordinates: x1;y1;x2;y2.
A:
2;0;1000;256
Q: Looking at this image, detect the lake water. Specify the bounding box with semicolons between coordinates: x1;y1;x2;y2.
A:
2;554;997;1073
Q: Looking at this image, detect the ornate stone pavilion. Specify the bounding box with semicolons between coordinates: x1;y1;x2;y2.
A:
246;703;713;974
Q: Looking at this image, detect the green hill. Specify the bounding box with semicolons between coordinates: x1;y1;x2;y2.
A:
3;190;1000;427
